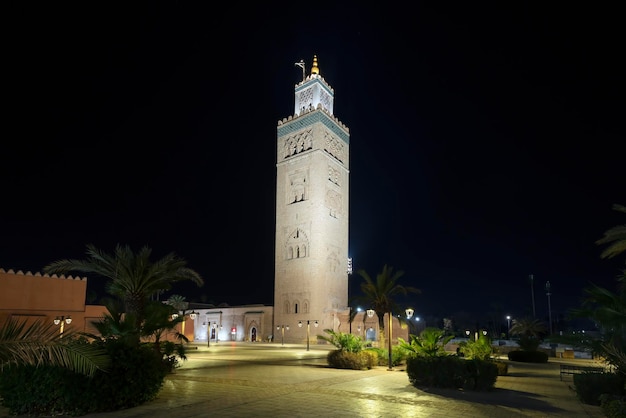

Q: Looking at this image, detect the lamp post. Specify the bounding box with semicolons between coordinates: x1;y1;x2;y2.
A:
206;321;212;347
405;307;415;336
545;281;553;335
53;315;72;338
276;325;289;346
206;315;219;347
173;310;197;339
365;309;375;342
465;327;487;342
506;315;511;340
506;315;511;339
298;320;319;351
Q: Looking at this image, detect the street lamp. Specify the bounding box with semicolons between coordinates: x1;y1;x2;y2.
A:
465;328;487;341
276;325;289;346
173;310;197;339
53;315;72;337
365;309;375;342
206;321;221;346
506;315;511;339
206;321;214;347
545;281;553;335
298;320;319;351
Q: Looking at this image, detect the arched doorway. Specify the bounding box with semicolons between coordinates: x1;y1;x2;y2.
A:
250;327;257;342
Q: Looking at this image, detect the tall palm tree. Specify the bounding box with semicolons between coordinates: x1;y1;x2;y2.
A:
43;244;204;339
0;316;110;377
567;205;626;376
356;264;420;347
596;203;626;261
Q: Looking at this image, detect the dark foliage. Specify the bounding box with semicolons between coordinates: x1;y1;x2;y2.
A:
573;372;625;406
406;356;498;391
326;350;376;370
0;339;168;416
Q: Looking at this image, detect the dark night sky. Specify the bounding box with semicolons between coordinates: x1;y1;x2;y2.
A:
2;3;624;325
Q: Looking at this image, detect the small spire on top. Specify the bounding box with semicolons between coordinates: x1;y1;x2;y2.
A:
311;55;319;76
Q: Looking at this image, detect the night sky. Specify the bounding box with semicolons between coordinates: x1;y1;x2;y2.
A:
3;3;624;326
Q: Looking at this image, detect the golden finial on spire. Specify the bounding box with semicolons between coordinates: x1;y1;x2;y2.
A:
311;55;319;76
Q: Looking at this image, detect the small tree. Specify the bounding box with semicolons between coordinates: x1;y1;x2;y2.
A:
398;327;453;357
317;329;364;353
459;333;493;360
509;317;547;351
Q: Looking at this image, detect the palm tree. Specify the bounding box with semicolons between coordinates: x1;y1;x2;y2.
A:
0;316;110;377
398;327;454;358
355;264;420;350
567;205;626;376
167;294;189;313
43;244;204;340
509;317;547;351
596;203;626;261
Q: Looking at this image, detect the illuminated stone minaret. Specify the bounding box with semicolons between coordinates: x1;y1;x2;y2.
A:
274;56;350;344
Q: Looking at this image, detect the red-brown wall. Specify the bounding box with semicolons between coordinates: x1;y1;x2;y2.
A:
0;268;107;334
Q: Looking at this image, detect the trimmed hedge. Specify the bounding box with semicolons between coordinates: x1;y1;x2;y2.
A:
573;372;625;406
406;356;498;391
327;350;377;370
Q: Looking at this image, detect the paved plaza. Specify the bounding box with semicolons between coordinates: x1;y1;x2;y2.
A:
1;342;606;417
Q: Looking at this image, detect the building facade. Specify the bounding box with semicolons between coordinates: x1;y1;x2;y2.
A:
273;56;351;344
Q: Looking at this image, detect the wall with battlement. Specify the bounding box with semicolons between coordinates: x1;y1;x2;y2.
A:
0;268;107;335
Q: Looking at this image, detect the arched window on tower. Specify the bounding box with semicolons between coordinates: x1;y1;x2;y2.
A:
284;301;290;314
294;303;299;314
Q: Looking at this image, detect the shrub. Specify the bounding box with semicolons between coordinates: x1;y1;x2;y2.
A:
365;346;405;366
458;336;493;360
600;394;626;418
573;372;625;406
493;360;509;376
0;339;169;416
507;350;548;363
326;350;374;370
317;329;364;353
398;328;454;358
405;356;498;391
463;359;499;391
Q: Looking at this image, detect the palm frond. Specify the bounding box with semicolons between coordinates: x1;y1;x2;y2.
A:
0;317;110;377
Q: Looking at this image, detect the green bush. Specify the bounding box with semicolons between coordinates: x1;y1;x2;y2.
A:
493;360;509;376
463;359;499;391
507;350;548;363
326;350;375;370
365;346;405;366
573;372;625;406
458;335;493;360
600;394;626;418
405;356;498;391
0;340;169;416
317;329;365;353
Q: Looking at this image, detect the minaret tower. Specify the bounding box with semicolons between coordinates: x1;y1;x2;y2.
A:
274;56;350;344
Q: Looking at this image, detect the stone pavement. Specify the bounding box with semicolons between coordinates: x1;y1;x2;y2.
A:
1;342;606;417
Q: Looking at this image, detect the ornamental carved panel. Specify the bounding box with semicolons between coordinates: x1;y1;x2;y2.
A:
283;128;313;159
323;130;344;163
